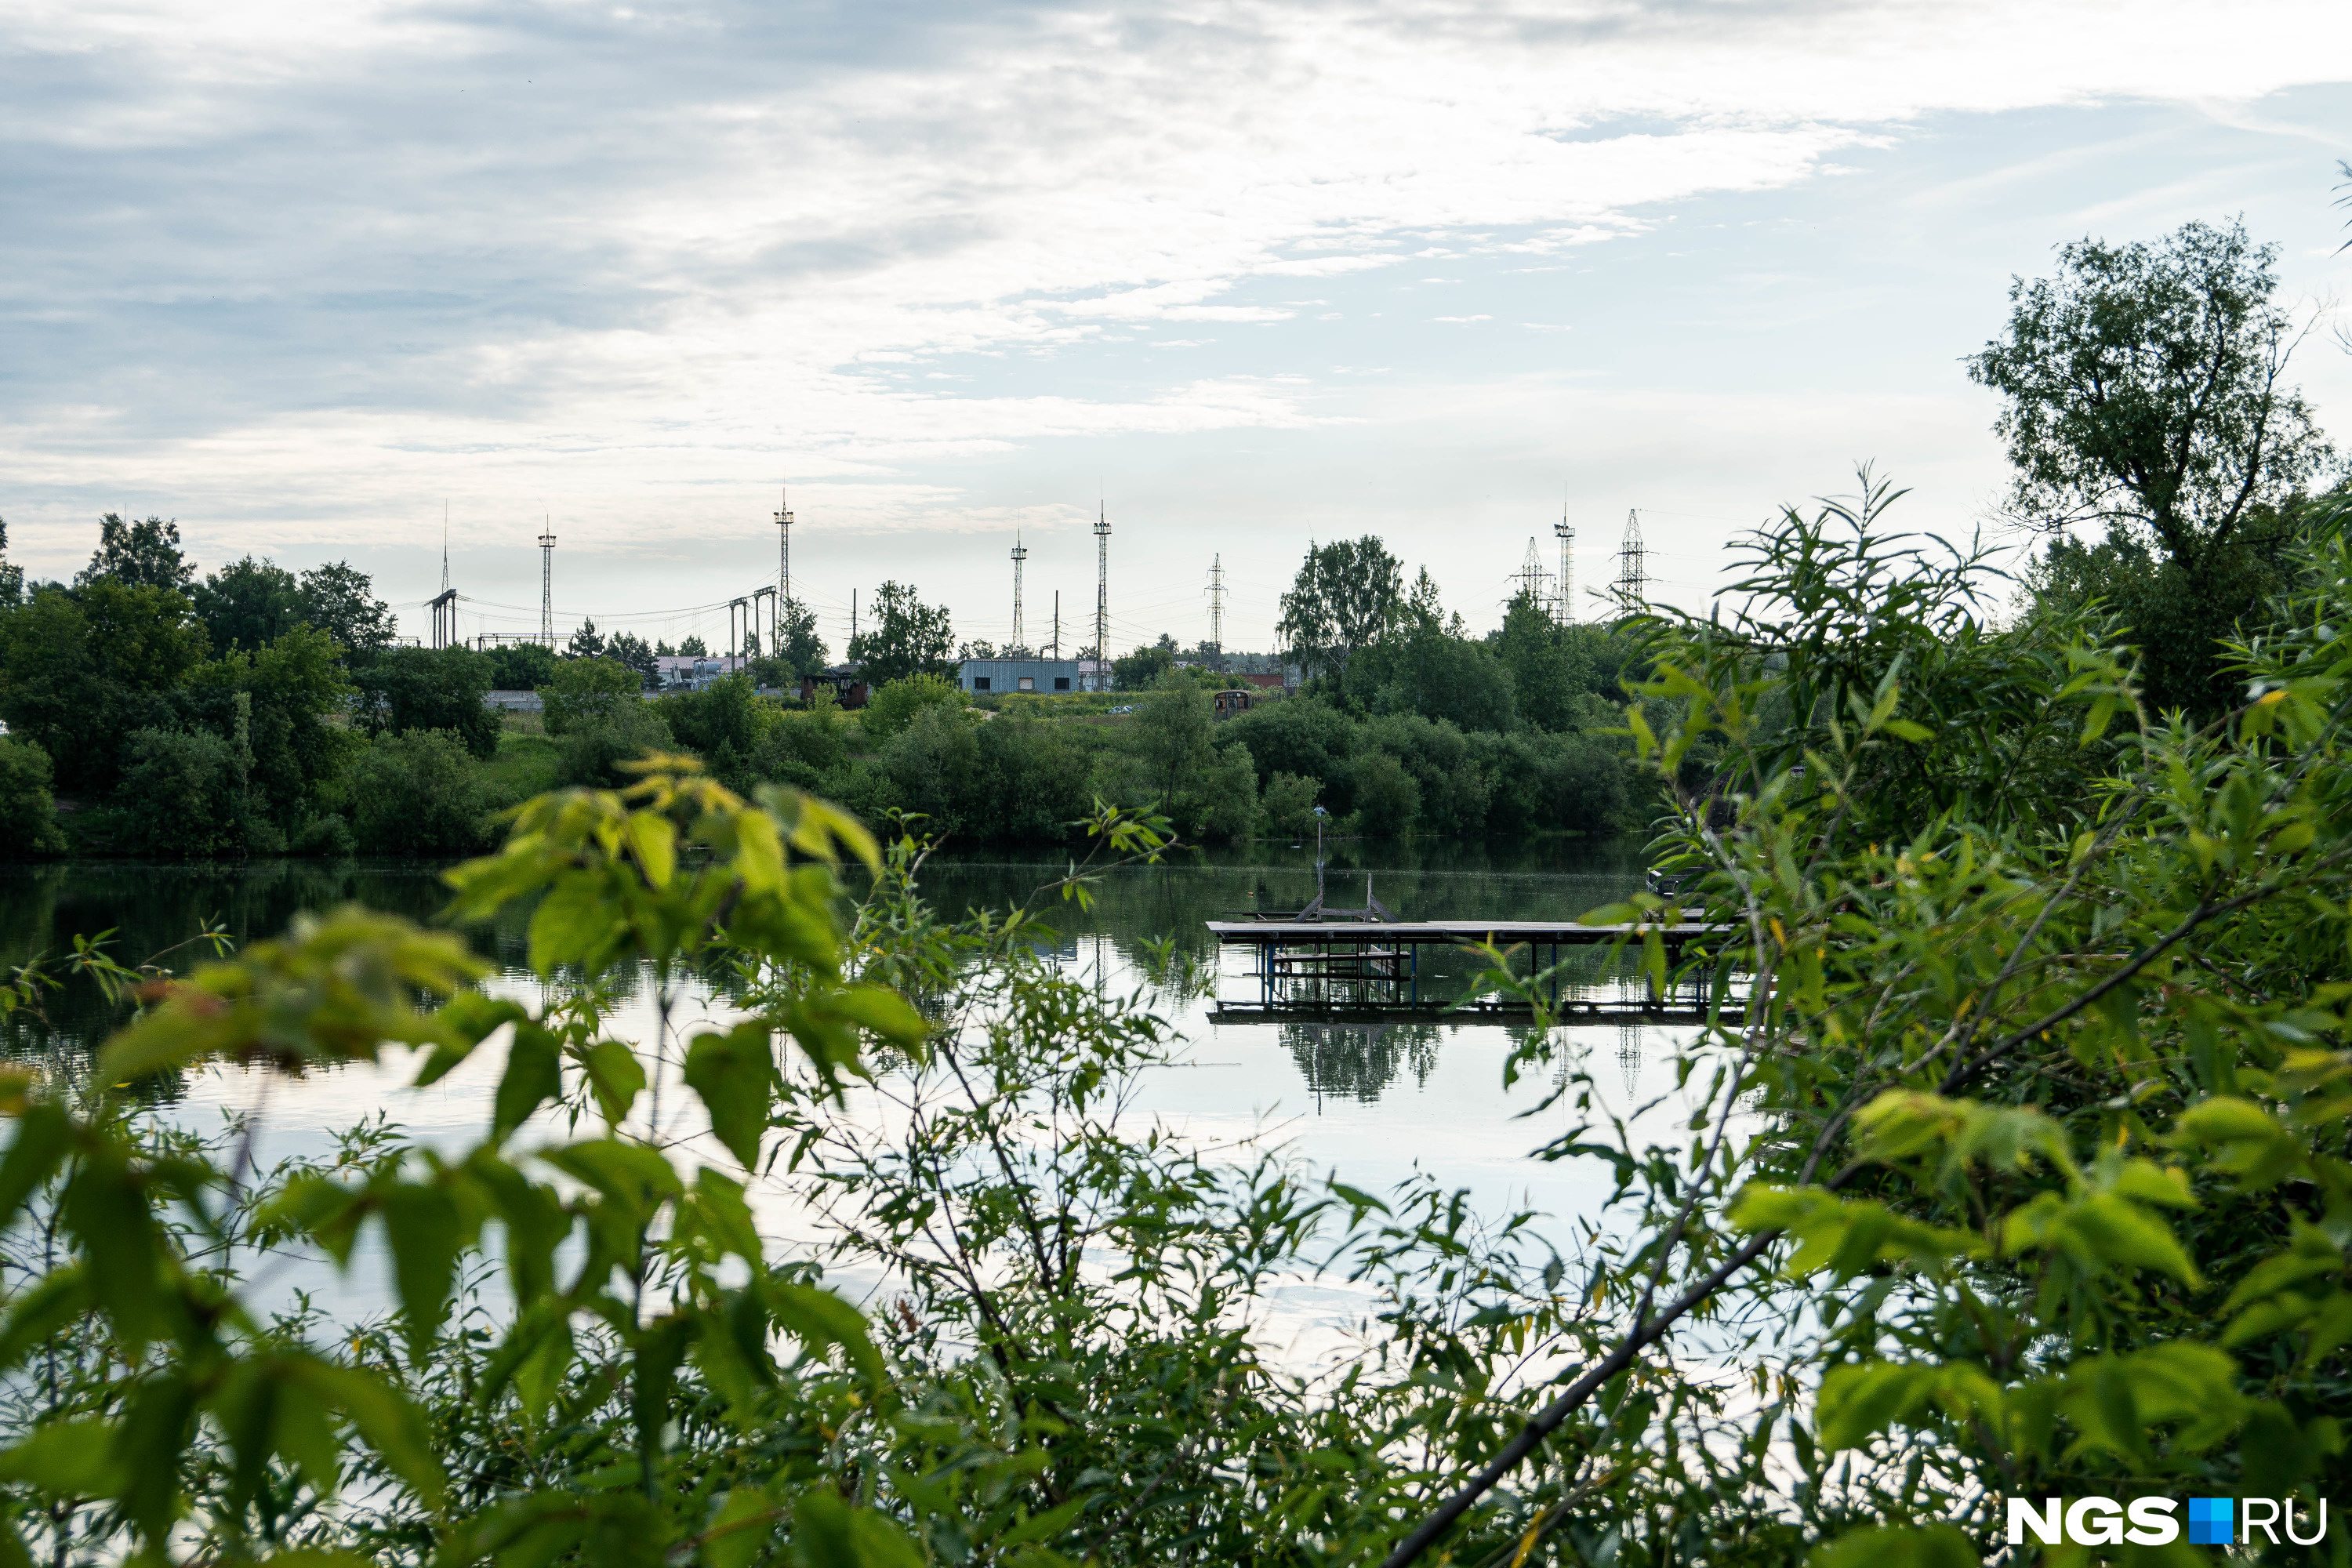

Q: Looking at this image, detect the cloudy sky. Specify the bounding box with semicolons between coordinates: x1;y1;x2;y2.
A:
4;0;2350;656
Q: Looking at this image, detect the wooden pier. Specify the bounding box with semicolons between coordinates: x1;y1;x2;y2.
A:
1206;915;1733;1019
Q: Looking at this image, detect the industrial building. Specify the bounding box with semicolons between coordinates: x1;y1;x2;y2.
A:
957;658;1088;695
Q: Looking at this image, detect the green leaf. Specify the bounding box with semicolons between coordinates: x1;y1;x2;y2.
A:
767;1283;887;1395
495;1023;564;1142
579;1040;648;1127
292;1361;448;1508
1809;1524;1976;1568
703;1488;779;1568
381;1182;464;1352
0;1103;74;1229
0;1267;90;1376
790;1490;922;1568
684;1022;779;1169
0;1418;127;1497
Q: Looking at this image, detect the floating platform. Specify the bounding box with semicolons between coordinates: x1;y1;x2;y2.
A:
1205;916;1726;948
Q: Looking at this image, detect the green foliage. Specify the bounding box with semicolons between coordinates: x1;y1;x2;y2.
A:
1495;591;1597;731
292;561;396;655
1110;634;1178;691
604;629;657;684
0;582;210;796
187;624;360;829
1362;619;1518;732
109;726;246;857
1260;769;1319;836
844;582;953;684
354;646;500;759
655;674;768;759
774;596;827;674
554;700;674;789
538;657;641;737
0;737;64;857
191;555;303;652
73;512;194;592
857;673;964;742
1968;217;2337;574
566;618;606;659
1276;535;1403;680
484;642;559;691
1348;747;1419;837
345;729;499;855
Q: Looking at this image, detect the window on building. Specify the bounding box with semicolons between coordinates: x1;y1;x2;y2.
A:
1054;677;1070;691
973;677;990;691
1018;676;1035;691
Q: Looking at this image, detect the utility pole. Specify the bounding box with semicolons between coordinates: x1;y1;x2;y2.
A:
1513;538;1550;605
537;521;557;648
1011;532;1027;653
1093;502;1110;691
1207;554;1226;668
1616;508;1646;609
1554;506;1575;626
851;588;858;655
773;487;793;653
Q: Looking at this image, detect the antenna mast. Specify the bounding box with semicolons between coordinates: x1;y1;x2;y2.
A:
1207;554;1226;666
1010;532;1028;653
537;520;557;647
1615;508;1646;610
773;487;793;654
1554;506;1575;626
1093;502;1110;691
441;503;450;594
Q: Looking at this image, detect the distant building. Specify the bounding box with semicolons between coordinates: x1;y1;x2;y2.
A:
1236;672;1294;694
484;690;543;713
957;658;1085;695
801;662;870;710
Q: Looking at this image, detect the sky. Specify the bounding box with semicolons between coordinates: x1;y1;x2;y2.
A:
4;0;2351;659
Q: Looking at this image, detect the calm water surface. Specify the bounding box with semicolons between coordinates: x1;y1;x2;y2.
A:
0;838;1695;1332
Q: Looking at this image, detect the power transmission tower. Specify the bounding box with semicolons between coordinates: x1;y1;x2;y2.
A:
1615;508;1646;609
441;503;450;595
537;521;557;647
1051;591;1061;659
1554;506;1575;626
1010;532;1028;653
773;487;793;652
1093;503;1110;691
1513;537;1551;605
1206;554;1225;666
429;504;456;649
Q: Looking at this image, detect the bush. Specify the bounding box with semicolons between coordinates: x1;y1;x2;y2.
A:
1349;749;1419;837
289;811;356;858
654;675;767;759
862;674;966;742
0;737;65;857
556;702;673;789
539;658;642;737
112;727;243;857
484;642;559;691
1259;771;1319;837
347;729;498;855
352;647;499;759
1222;698;1354;811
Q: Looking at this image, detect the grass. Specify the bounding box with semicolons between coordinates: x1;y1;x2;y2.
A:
485;731;563;804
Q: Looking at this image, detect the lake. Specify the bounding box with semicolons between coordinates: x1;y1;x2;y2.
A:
0;836;1693;1330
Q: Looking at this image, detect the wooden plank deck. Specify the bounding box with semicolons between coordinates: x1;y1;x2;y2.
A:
1206;916;1728;947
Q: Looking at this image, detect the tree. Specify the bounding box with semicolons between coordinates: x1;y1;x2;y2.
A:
0;736;64;856
294;561;394;655
1968;218;2336;579
677;634;709;658
1112;635;1178;691
1494;591;1594;731
346;728;496;855
192;556;304;652
352;646;500;758
74;512;194;591
186;625;359;830
0;582;209;796
847;581;954;684
861;674;965;741
605;630;658;686
958;639;1000;662
775;598;827;673
1276;536;1403;680
566;618;607;660
0;515;22;608
539;657;641;735
484;642;558;691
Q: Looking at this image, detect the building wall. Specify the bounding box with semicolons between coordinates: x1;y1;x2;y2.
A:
957;659;1086;695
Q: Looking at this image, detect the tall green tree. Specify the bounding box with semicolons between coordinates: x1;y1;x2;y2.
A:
0;515;21;607
0;582;209;795
293;561;394;655
185;625;359;829
1968;218;2336;579
192;555;304;652
1276;536;1403;681
74;512;195;591
846;581;954;684
775;597;827;674
353;646;500;758
1494;591;1595;731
